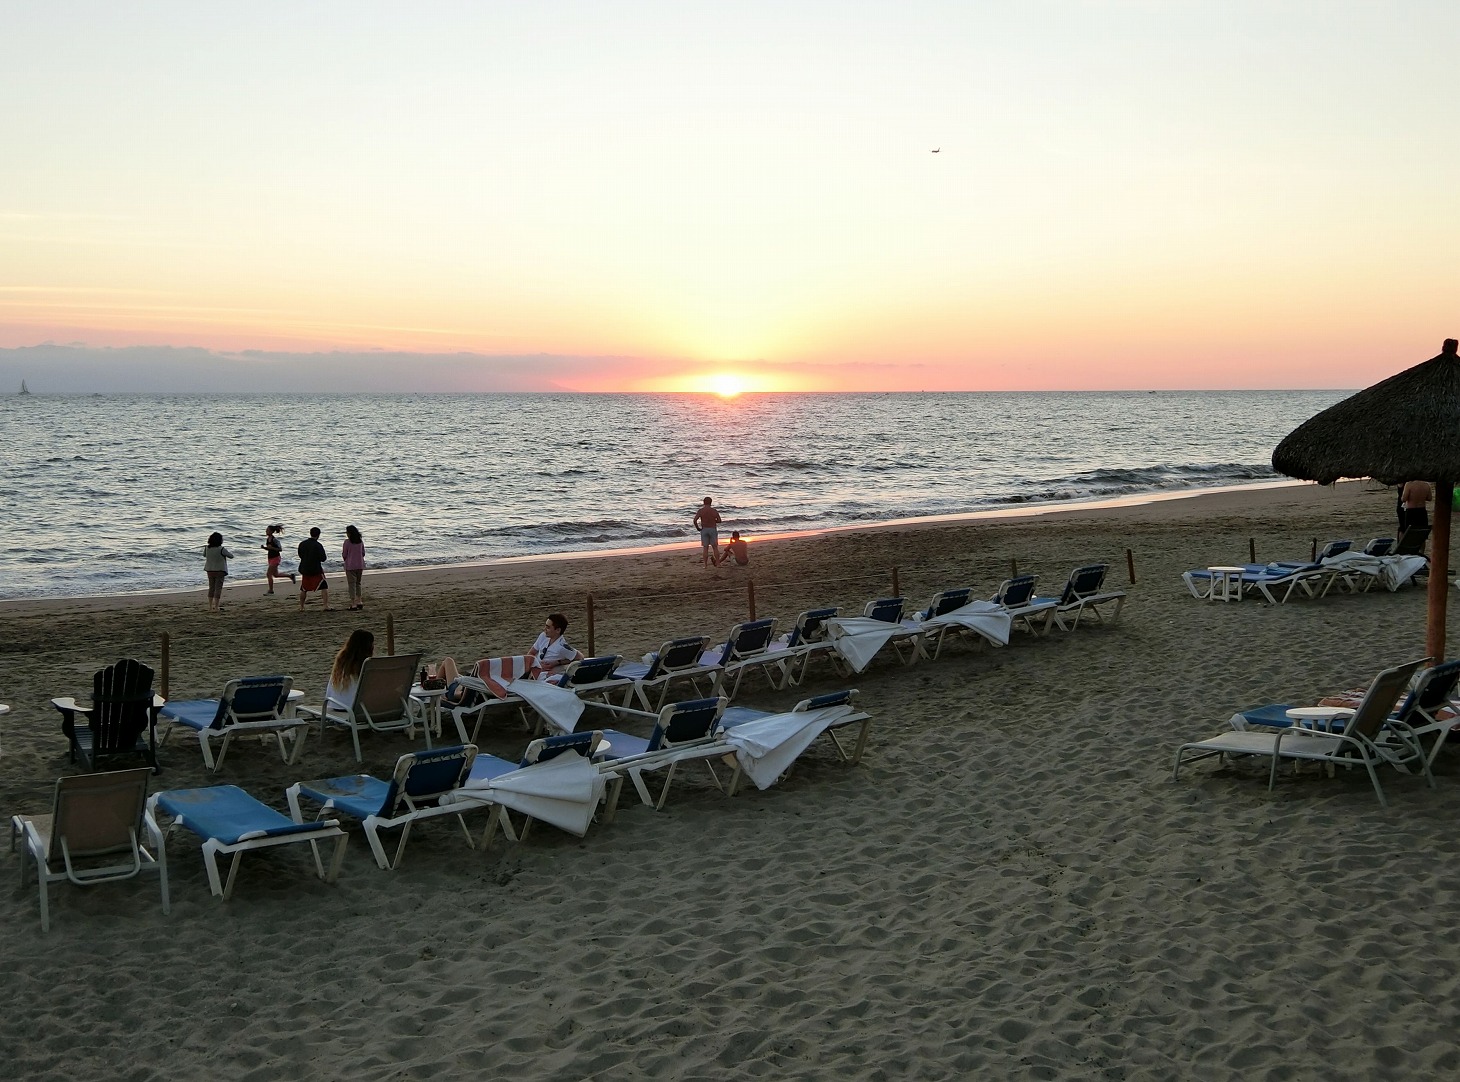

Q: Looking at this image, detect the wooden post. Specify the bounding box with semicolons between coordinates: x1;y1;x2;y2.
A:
1249;538;1256;563
891;567;900;597
160;632;170;698
1126;548;1136;585
1426;480;1453;663
748;580;757;620
586;593;596;657
386;613;395;656
1311;538;1317;562
1010;558;1018;579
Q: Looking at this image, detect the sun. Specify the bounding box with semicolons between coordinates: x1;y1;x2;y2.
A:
708;373;746;398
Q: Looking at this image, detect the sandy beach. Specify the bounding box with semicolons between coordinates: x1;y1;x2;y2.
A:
3;479;1457;1080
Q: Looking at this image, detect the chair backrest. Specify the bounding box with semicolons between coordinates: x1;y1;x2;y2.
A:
786;607;839;647
379;744;477;816
90;658;156;754
1317;539;1353;561
648;697;726;751
992;576;1037;607
1396;526;1431;556
1365;537;1396;557
561;655;622;687
215;675;293;729
723;619;777;661
863;597;905;623
521;730;602;766
924;588;972;619
1393;659;1460;724
793;689;857;712
45;767;152;863
646;636;711;679
1060;565;1108;606
353;653;423;723
1341;659;1429;742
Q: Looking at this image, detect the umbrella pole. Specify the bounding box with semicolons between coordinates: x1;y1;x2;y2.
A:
1426;481;1453;662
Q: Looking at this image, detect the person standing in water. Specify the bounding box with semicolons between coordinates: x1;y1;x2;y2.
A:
342;524;366;611
262;524;296;595
203;532;233;613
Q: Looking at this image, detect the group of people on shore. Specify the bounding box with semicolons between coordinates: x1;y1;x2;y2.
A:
694;497;749;570
202;524;367;613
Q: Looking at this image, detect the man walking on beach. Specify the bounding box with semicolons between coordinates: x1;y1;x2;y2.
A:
693;497;722;568
297;527;330;611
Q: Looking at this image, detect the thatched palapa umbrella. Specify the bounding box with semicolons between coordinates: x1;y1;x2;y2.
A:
1272;338;1460;660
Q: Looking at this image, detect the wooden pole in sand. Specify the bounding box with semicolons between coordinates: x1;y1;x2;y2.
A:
1249;538;1257;563
385;613;395;656
1311;538;1317;561
1010;558;1018;579
1126;548;1136;584
159;632;170;698
586;594;596;656
1426;481;1453;662
747;581;757;620
891;567;900;597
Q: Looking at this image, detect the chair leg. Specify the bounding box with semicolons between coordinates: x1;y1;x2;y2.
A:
36;862;50;933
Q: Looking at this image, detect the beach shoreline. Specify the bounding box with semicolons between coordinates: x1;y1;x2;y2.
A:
4;475;1457;1080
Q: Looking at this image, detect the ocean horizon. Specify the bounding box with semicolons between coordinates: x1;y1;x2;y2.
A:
0;389;1347;600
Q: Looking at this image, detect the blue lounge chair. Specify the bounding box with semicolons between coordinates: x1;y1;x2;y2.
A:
910;588;975;660
597;698;730;817
1034;565;1127;630
10;767;168;932
556;654;637;713
448;730;607;840
159;675;310;771
772;607;841;686
285;744;480;869
150;785;348;899
613;635;714;712
704;619;785;698
990;575;1059;636
719;689;873;793
1173;659;1430;807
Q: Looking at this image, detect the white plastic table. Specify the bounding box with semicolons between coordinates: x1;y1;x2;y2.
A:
1207;566;1246;602
1285;705;1354;734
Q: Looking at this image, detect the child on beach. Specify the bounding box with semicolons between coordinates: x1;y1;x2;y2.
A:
297;527;330;612
326;629;374;711
203;532;232;612
342;525;366;611
262;524;297;595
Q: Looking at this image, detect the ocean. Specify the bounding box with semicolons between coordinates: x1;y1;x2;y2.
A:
0;390;1346;600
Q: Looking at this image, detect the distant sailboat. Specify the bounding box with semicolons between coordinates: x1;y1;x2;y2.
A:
18;380;30;395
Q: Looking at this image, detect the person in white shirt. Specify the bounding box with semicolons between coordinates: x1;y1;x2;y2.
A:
529;613;583;679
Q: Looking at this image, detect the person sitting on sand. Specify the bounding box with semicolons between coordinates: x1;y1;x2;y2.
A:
528;612;584;678
716;531;750;567
326;629;374;712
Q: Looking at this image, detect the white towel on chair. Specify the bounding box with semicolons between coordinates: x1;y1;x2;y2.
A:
917;600;1012;646
446;754;604;836
724;704;856;790
507;678;585;735
823;618;908;673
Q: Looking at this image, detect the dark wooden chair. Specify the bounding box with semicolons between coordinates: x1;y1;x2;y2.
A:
53;658;161;772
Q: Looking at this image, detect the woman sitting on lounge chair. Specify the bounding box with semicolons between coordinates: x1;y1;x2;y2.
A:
326;629;374;712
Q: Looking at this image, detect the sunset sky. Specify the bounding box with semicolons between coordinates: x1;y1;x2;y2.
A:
2;2;1457;392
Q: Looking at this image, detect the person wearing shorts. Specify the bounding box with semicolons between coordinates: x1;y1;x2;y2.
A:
693;496;722;568
262;523;296;595
297;526;330;612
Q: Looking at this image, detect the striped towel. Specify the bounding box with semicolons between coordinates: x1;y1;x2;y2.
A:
472;655;534;698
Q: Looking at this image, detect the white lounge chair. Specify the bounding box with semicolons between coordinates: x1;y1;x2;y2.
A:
596;697;731;818
159;674;310;771
296;653;428;762
150;784;349;899
703;619;787;698
770;607;841;687
1172;658;1430;807
10;767;168;932
989;575;1059;636
1035;565;1127;630
612;636;714;712
285;744;482;870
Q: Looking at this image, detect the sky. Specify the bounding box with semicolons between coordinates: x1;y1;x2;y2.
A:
2;2;1457;393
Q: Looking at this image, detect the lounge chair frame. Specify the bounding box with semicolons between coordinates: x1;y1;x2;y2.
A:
160;675;309;771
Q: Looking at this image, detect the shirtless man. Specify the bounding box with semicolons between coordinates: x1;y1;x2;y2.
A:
1402;479;1433;533
693;496;722;568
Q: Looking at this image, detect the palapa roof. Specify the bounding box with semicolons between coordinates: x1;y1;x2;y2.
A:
1272;339;1460;485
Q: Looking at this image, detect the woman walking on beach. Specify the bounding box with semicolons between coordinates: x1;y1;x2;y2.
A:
203;532;233;613
326;629;374;712
262;524;296;595
342;525;366;611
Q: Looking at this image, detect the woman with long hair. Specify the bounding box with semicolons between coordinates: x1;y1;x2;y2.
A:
262;524;296;595
327;629;375;711
342;524;366;611
203;531;233;613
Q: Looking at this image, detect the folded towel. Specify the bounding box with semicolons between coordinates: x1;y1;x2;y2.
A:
723;704;857;790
